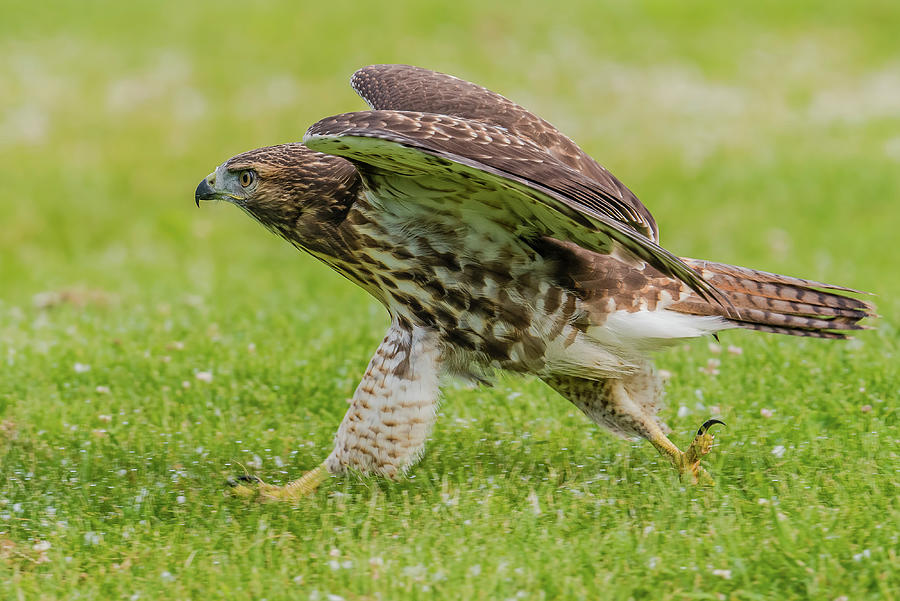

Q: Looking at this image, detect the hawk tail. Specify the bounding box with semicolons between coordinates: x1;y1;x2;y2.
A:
668;259;876;339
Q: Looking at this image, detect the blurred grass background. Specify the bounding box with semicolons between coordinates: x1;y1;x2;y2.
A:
1;1;898;599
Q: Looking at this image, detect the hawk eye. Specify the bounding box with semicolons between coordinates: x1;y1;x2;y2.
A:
239;170;256;188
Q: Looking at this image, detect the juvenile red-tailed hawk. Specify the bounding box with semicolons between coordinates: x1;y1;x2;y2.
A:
195;65;873;500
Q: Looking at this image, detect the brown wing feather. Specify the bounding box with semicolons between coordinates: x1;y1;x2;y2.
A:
350;64;659;242
304;110;732;312
542;238;873;338
669;259;874;338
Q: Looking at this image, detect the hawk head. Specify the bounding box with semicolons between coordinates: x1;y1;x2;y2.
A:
195;143;360;255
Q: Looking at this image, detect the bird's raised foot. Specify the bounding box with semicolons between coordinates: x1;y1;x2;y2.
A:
680;419;725;485
227;464;330;503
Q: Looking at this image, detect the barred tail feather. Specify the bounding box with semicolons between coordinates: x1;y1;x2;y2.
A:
670;259;875;339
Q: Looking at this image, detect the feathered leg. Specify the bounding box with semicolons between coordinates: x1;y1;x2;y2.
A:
544;366;722;484
232;320;442;502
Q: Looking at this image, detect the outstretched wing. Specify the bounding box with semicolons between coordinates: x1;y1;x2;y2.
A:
304;110;731;311
350;64;659;242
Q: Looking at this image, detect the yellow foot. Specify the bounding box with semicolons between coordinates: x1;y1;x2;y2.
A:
680;419;725;485
229;463;330;503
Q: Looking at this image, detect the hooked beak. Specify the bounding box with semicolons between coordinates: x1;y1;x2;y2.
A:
195;174;217;207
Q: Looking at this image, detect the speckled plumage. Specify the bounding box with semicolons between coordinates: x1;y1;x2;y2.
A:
326;320;441;478
196;65;874;490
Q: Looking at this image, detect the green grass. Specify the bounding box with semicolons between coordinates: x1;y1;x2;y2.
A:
1;1;898;599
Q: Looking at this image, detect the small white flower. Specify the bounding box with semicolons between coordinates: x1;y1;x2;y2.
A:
853;549;871;562
403;564;427;580
677;405;690;418
527;490;541;515
33;540;51;552
712;568;732;579
176;495;186;504
160;571;175;582
84;531;102;545
700;358;720;375
95;385;110;394
771;445;786;458
195;371;213;383
74;363;91;373
292;575;304;585
760;408;774;418
468;564;482;577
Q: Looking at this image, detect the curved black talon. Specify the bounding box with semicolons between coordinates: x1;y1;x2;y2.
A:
226;474;263;487
697;418;726;436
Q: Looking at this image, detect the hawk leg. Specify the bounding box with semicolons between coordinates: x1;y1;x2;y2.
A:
645;419;724;485
545;367;723;485
230;463;330;502
232;320;442;502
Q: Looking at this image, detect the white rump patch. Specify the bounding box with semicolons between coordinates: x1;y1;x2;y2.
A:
589;310;735;352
